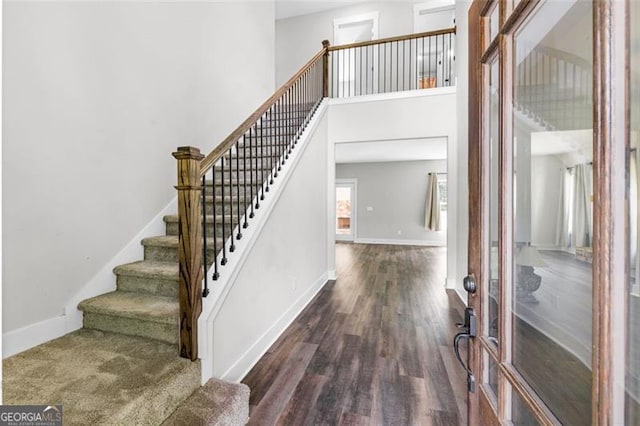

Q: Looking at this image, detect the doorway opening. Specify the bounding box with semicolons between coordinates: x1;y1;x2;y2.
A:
335;179;357;242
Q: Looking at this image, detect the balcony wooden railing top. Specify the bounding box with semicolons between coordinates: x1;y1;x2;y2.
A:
172;27;458;360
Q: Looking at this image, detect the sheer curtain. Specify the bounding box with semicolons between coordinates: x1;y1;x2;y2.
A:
631;150;639;280
573;163;593;248
425;173;441;231
556;168;572;247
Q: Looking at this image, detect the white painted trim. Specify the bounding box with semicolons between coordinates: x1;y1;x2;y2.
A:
328;86;456;106
353;237;446;247
199;101;329;383
220;272;329;383
455;288;468;307
63;198;178;333
3;315;66;358
335;178;357;242
445;278;458;289
327;270;337;280
333;11;380;44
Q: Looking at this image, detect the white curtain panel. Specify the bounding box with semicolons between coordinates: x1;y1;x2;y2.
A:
573;163;593;248
631;150;639;274
555;168;571;247
425;173;441;231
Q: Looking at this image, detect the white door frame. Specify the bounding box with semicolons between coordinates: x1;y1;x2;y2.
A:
335;178;358;242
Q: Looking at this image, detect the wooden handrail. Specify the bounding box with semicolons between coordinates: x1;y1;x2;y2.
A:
328;27;456;52
200;48;327;175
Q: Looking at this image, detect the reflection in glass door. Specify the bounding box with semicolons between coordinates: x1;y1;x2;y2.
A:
511;2;593;424
336;180;356;241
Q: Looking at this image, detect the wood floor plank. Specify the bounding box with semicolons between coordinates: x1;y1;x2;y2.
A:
242;244;465;425
248;341;318;425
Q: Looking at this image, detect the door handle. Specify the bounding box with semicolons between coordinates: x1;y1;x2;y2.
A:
453;307;476;392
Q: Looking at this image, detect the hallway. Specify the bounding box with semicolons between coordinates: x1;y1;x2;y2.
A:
242;243;467;425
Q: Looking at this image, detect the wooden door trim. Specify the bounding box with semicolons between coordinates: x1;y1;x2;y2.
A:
468;2;485;425
592;0;629;423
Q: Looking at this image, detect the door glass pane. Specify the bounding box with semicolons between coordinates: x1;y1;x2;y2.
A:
485;351;499;399
512;388;540;426
486;59;500;345
627;0;640;422
336;186;352;235
489;5;499;42
512;1;592;424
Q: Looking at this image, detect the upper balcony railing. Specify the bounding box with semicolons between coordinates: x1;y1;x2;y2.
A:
328;27;456;98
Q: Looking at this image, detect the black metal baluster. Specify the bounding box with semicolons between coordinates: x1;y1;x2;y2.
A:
269;106;275;183
260;110;271;196
229;145;236;252
249;127;256;216
242;134;249;229
277;96;283;171
359;48;363;96
402;39;405;90
220;156;227;265
340;49;347;97
421;37;425;87
235;140;242;240
366;44;369;94
409;39;412;90
378;44;381;94
210;167;219;280
383;43;387;93
260;111;265;201
201;174;209;295
396;41;399;91
264;112;271;192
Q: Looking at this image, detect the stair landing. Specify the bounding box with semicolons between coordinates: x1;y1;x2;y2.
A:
3;329;200;425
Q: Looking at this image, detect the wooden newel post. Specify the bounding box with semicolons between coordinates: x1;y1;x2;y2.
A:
322;40;330;98
172;146;205;361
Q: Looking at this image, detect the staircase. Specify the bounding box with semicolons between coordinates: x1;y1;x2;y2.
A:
76;107;315;345
3;106;318;426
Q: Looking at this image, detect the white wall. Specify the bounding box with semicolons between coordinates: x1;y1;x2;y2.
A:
212;110;329;380
2;1;275;334
453;0;471;299
336;160;447;245
276;1;417;85
531;155;563;248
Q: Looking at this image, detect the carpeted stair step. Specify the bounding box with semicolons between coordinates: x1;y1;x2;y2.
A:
115;260;178;297
162;378;250;426
203;194;257;215
78;291;178;344
164;214;235;237
3;329;201;426
142;235;222;263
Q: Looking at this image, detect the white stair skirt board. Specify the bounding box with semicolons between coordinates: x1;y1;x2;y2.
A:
354;237;446;247
198;101;329;385
220;272;329;383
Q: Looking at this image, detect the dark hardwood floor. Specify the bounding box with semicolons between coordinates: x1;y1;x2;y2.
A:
241;243;467;425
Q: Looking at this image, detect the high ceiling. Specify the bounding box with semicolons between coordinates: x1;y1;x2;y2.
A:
275;1;368;20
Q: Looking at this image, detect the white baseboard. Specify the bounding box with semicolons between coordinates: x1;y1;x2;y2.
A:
327;270;337;280
354;237;446;247
219;272;329;383
3;315;66;358
64;198;178;333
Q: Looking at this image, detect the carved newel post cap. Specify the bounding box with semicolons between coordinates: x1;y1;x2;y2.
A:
172;146;204;160
322;40;330;48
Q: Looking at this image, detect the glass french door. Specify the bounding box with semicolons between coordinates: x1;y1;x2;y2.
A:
335;180;356;241
466;0;634;424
